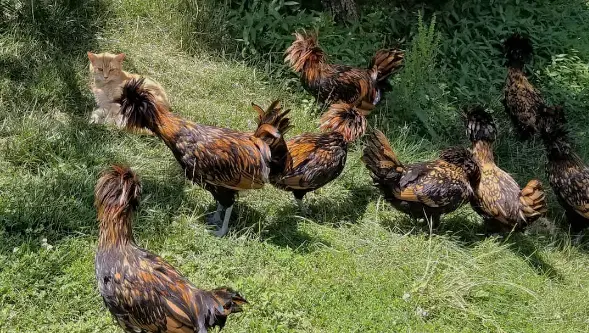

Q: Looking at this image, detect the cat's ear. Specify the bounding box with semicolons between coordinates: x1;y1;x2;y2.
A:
114;53;126;63
87;52;97;64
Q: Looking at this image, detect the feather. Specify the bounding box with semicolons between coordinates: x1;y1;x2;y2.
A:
94;166;247;332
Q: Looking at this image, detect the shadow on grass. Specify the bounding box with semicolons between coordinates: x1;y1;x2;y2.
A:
238;184;375;252
0;0;108;117
0;162;189;254
377;202;567;281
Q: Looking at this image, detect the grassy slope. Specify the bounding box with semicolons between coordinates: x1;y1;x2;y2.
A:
1;0;589;332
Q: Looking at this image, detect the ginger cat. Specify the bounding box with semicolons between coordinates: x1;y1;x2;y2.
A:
87;52;170;129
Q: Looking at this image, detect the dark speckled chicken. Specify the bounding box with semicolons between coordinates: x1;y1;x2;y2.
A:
502;33;544;140
95;165;247;333
538;105;589;231
252;101;367;211
116;79;290;237
362;130;480;226
285;32;404;109
465;106;546;232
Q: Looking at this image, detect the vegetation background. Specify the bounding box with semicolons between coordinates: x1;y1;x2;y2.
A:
1;0;589;331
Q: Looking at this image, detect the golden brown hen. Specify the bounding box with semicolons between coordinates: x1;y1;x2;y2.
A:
95;165;247;333
362;130;480;227
465;106;546;231
285;32;404;109
116;78;290;237
252;101;367;211
538;105;589;231
502;33;544;140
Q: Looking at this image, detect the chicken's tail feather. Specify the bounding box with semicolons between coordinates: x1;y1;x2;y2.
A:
362;129;404;182
320;103;369;142
284;32;325;73
94;165;142;220
464;105;497;143
252;101;292;176
369;48;405;91
200;287;248;330
519;179;547;222
117;78;165;131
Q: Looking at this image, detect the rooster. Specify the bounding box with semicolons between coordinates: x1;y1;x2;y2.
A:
502;33;544;140
362;130;480;227
285;32;404;109
116;78;290;237
95;165;247;332
465;106;546;231
252;101;367;211
538;105;589;231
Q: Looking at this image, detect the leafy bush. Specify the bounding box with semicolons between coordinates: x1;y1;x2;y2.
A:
390;13;451;139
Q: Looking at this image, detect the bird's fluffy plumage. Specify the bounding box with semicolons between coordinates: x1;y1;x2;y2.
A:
502;33;544;140
94;165;247;333
285;32;404;106
464;106;546;231
538;105;589;231
363;129;480;226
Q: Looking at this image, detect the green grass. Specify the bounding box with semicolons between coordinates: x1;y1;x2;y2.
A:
2;0;589;331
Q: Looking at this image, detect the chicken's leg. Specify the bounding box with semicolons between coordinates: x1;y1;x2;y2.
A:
293;191;309;215
296;199;309;215
213;205;233;237
206;203;223;226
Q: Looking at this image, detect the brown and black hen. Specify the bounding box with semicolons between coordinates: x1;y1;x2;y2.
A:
465;106;547;231
117;78;290;237
362;130;480;226
502;33;544;140
538;105;589;231
252;101;367;211
95;165;247;333
285;32;404;109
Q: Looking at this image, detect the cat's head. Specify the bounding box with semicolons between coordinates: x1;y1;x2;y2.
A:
87;52;125;82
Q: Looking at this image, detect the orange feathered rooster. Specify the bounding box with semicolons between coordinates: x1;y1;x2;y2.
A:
285;32;404;109
95;165;247;332
116;78;290;236
251;101;368;211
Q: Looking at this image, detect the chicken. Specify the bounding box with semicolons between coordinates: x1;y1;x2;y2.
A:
94;165;247;333
362;129;480;226
116;78;290;237
285;32;404;109
538;105;589;231
251;101;366;211
502;33;544;140
464;106;546;231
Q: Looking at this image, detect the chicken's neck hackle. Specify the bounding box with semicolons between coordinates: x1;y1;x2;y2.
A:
302;60;323;84
145;101;184;143
97;206;135;248
472;141;495;164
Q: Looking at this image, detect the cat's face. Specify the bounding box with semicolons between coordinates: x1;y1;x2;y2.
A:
87;52;125;82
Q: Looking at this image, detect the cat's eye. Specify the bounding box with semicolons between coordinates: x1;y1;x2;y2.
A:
97;68;103;71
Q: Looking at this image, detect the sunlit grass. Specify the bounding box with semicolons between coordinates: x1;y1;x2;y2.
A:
1;0;589;332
